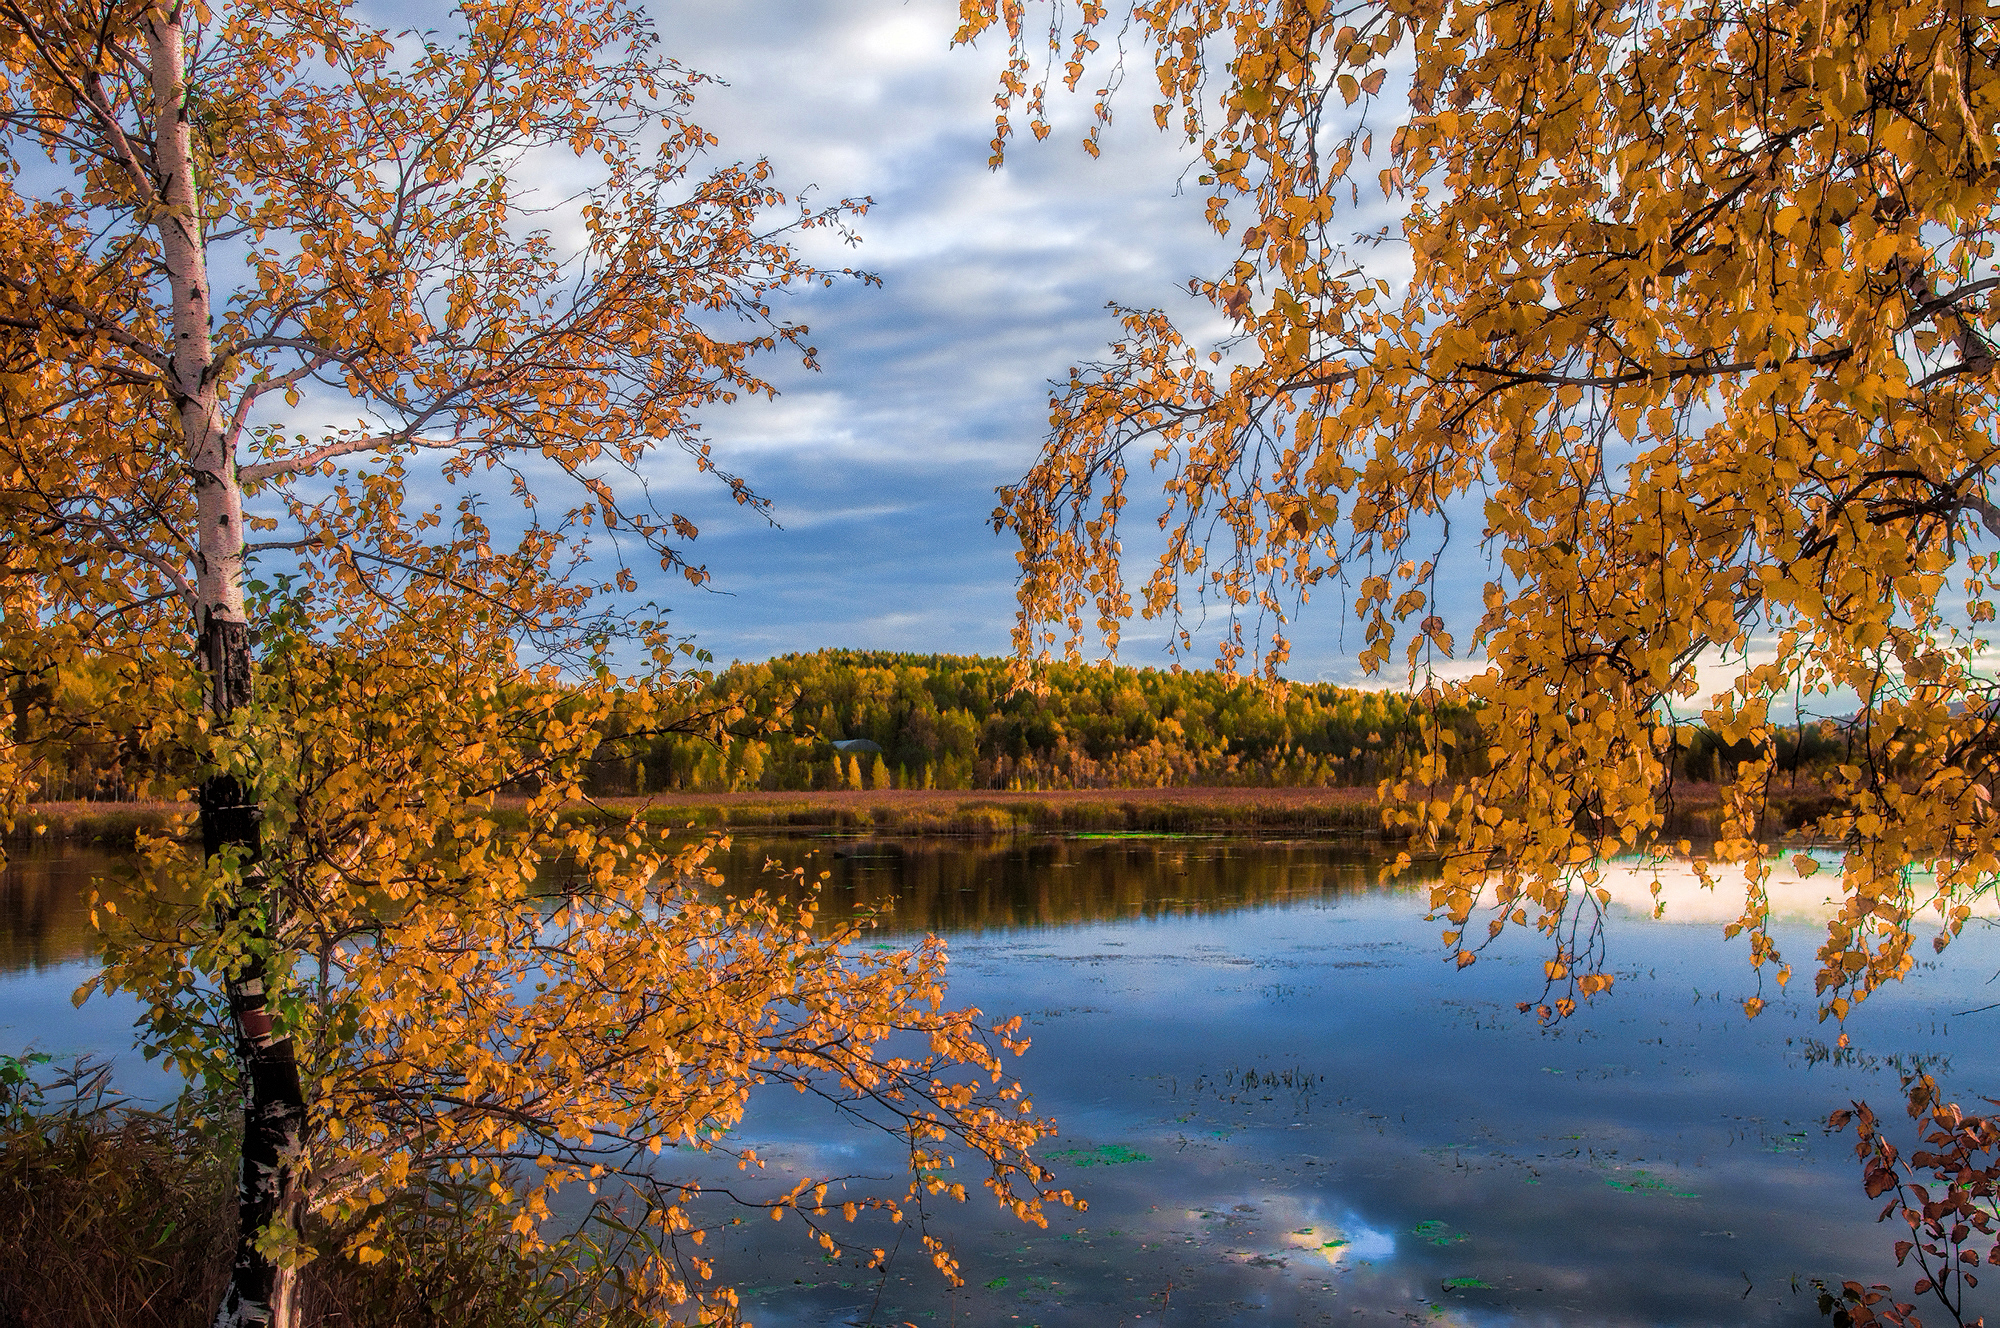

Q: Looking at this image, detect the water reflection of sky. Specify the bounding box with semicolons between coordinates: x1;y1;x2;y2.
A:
707;839;2000;1327
4;836;1998;1325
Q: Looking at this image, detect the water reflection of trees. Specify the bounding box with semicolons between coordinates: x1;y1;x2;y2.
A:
0;846;120;971
0;837;1436;973
704;836;1437;935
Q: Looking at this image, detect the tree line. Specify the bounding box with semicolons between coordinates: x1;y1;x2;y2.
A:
19;647;1860;802
589;649;1849;797
607;649;1469;793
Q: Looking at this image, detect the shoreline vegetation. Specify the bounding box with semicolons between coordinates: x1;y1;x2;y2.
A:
9;781;1840;847
0;1057;663;1328
29;648;1839;809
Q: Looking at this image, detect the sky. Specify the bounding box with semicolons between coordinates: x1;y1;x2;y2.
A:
630;0;1403;679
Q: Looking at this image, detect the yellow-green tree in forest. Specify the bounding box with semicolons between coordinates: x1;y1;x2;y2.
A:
0;2;1064;1324
615;648;1508;793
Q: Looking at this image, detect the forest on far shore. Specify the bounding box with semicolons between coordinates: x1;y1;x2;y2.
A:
591;650;1845;796
603;649;1457;794
21;649;1850;802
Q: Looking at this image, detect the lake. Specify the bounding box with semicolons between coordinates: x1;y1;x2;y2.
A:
4;833;1997;1326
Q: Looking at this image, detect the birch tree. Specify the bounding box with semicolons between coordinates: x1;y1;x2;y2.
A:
964;11;2000;1309
1;2;1065;1324
961;0;2000;1019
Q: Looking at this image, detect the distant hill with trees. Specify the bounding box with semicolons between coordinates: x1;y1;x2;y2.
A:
602;649;1480;794
20;647;1846;804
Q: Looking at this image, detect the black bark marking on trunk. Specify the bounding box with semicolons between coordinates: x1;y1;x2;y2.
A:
200;621;302;1328
203;615;253;717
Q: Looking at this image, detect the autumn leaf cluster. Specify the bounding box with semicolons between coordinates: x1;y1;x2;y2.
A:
960;0;2000;1023
2;0;1070;1315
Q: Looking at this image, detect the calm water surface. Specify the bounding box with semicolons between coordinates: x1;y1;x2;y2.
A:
4;835;1997;1327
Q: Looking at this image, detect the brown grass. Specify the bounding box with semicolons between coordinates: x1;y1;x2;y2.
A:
14;779;1842;848
569;785;1396;836
14;782;1831;844
8;788;1399;845
0;1060;666;1328
0;1063;233;1328
6;800;194;847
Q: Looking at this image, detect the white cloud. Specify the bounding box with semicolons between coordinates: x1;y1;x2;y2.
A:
261;0;1374;671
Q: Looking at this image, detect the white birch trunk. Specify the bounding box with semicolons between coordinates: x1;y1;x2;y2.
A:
146;8;302;1325
148;4;247;679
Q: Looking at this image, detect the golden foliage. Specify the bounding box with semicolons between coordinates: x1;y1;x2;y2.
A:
1;0;1065;1316
961;0;2000;1019
92;616;1066;1310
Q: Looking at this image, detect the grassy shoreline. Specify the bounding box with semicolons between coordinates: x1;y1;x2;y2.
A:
8;783;1836;846
572;786;1397;836
9;789;1396;844
7;801;196;847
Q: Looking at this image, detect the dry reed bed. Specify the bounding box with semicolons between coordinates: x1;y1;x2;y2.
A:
8;784;1834;846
